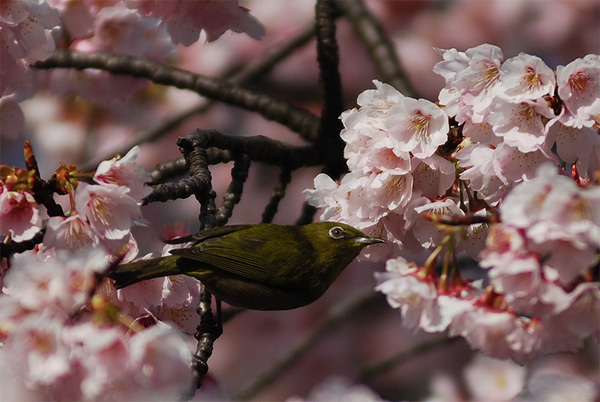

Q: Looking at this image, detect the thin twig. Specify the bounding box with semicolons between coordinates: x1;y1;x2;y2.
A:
315;0;347;179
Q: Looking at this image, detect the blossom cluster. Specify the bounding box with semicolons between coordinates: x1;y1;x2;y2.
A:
1;0;264;134
1;146;149;256
0;146;206;399
0;248;194;400
305;45;600;362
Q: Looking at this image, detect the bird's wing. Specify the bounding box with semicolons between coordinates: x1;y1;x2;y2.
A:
164;225;255;245
168;235;282;284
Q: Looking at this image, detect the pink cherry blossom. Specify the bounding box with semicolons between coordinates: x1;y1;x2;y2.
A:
3;314;71;386
0;189;41;242
500;164;600;250
386;97;449;158
303;173;353;223
449;305;541;364
451;44;505;123
411;154;456;199
557;54;600;128
78;5;174;60
128;0;265;45
157;274;203;334
487;98;554;152
480;228;544;313
539;283;600;354
128;324;194;398
457;142;555;205
420;295;477;333
456;143;507;205
354;79;407;119
94;146;152;202
367;170;415;215
462;121;502;146
43;214;98;251
521;360;598;402
545;120;600;178
0;0;60;62
409;198;464;249
432;47;470;84
463;354;527;401
49;4;176;104
63;323;130;399
5;248;109;314
499;53;556;102
375;257;438;330
0;0;59;123
46;0;98;40
75;182;144;243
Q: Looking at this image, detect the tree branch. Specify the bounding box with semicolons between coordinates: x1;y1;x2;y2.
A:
33;50;321;142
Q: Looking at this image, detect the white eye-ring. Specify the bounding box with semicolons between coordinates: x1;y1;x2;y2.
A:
329;226;346;239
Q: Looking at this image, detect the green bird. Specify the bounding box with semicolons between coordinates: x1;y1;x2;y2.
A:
110;222;384;310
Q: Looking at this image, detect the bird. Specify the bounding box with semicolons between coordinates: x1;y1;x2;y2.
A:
110;222;384;310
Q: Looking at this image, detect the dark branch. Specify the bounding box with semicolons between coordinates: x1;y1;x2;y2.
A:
33;50;321;142
0;230;45;259
315;0;346;179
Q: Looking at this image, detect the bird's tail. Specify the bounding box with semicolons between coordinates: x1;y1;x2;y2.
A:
110;256;178;289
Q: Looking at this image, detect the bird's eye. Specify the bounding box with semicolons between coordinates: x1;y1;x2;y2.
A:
329;226;346;239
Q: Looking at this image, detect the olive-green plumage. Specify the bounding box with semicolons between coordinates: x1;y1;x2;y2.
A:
110;222;384;310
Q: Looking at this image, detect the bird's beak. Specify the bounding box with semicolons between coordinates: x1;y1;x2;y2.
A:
354;236;385;245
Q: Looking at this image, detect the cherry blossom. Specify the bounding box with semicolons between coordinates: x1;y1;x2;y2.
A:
128;323;194;397
499;164;600;250
557;54;600;128
43;214;98;251
50;4;175;104
0;0;60;136
303;44;599;367
128;0;265;45
0;188;41;242
74;182;145;245
463;354;527;402
0;97;26;138
0;0;60;63
375;257;438;330
487;98;554;152
498;53;556;102
450;44;505;123
519;361;599;402
545;119;600;179
450;305;542;364
386;97;449;158
411;155;455;199
0;244;194;400
94;145;152;202
3;314;72;386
